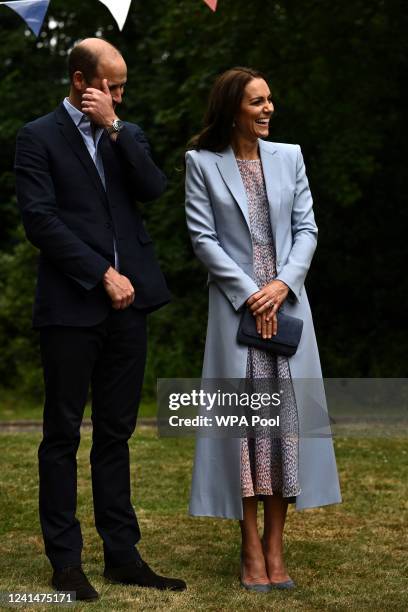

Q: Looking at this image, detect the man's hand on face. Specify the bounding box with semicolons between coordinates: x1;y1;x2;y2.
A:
81;79;117;129
103;266;135;310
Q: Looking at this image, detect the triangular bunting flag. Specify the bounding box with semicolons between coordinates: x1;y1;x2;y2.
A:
2;0;50;36
203;0;218;10
0;0;217;39
97;0;132;31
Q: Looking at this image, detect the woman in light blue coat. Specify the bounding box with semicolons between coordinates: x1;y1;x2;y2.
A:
185;67;341;591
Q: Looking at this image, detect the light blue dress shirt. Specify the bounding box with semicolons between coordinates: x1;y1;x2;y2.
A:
63;97;119;271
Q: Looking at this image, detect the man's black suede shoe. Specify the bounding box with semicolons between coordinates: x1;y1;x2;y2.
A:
52;566;99;601
104;560;187;591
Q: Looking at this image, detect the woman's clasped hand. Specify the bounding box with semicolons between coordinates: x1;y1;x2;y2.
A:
246;279;290;338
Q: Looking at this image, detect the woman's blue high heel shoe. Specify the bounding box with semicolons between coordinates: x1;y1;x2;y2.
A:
240;551;272;593
270;578;296;589
261;536;296;590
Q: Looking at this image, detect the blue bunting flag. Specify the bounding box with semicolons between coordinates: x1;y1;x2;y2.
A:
0;0;50;36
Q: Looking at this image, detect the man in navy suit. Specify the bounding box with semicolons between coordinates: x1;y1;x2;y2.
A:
15;38;186;599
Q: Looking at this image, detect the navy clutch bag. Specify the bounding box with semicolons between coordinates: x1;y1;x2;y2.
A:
237;307;303;357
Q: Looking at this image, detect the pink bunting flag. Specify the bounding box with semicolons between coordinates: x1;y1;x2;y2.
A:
203;0;218;11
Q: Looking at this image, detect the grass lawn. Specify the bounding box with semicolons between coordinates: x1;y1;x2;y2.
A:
0;427;407;611
0;389;156;421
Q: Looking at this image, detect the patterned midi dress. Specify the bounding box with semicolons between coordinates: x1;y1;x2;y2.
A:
237;159;301;500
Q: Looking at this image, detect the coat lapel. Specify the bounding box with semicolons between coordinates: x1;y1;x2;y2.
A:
54;103;108;208
216;146;250;229
259;139;281;249
216;141;281;245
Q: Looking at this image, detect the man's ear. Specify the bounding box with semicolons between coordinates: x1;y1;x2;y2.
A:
72;71;86;92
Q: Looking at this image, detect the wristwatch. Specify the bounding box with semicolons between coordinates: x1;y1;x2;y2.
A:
107;119;124;135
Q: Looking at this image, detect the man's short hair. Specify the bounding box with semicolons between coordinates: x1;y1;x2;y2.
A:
68;45;100;84
68;39;122;84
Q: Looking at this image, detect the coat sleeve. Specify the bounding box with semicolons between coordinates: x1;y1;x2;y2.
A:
15;124;111;291
114;124;167;202
275;145;318;302
185;150;259;311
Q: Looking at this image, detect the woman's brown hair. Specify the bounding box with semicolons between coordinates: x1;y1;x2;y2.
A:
189;66;267;152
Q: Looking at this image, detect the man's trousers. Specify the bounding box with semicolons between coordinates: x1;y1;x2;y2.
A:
38;307;147;570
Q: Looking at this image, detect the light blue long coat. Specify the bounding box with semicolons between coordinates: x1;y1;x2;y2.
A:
184;139;342;519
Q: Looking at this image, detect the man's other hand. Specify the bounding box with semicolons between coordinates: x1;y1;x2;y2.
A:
103;266;135;309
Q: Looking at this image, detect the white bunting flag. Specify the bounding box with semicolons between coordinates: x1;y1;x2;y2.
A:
97;0;132;31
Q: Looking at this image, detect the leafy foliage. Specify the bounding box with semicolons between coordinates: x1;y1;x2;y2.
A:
0;0;406;400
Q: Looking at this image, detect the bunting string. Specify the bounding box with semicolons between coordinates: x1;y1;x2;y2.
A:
0;0;218;38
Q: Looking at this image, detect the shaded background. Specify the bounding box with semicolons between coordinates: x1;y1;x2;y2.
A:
0;0;406;402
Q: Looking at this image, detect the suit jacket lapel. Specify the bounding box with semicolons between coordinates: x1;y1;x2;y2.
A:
259;139;281;249
54;103;108;208
216;146;250;229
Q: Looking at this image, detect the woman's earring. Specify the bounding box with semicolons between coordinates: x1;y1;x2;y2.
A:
232;121;236;128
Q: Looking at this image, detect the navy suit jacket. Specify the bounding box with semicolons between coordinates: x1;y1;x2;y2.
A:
15;102;171;327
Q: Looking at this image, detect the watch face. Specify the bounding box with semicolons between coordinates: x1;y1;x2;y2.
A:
113;119;124;132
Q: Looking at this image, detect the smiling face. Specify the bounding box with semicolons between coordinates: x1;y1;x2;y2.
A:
234;78;274;141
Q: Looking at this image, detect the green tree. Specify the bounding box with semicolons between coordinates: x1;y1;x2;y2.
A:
0;0;406;403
